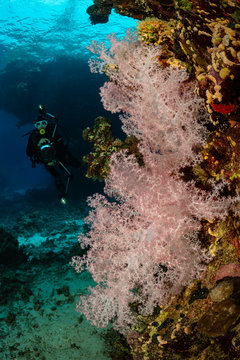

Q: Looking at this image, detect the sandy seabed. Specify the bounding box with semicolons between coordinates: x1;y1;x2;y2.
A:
0;202;115;360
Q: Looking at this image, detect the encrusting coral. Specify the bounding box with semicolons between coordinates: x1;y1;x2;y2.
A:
176;1;240;127
82;116;143;181
86;0;176;24
135;0;240;127
137;17;187;69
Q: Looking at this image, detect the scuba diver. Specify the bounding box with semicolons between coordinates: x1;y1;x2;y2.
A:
26;104;81;204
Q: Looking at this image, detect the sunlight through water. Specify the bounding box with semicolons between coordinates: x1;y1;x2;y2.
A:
0;0;137;66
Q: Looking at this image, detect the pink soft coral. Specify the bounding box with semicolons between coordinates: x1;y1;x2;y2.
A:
88;31;207;166
72;32;236;332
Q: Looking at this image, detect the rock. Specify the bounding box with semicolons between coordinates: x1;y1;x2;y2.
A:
197;298;240;337
0;227;19;265
210;280;234;303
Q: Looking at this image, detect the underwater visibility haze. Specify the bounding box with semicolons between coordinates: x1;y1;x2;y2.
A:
0;1;137;359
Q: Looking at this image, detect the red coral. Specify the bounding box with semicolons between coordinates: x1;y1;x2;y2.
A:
210;102;238;115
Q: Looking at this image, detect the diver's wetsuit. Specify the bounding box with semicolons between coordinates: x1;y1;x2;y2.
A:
26;122;80;199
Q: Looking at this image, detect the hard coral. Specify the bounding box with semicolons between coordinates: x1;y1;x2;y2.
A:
137;17;187;68
145;0;175;19
201;123;240;188
137;17;175;46
136;1;240;116
198;22;240;121
176;1;240;124
87;2;112;24
87;0;176;24
82;116;122;181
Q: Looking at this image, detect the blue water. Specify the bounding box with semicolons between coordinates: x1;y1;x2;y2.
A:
0;3;137;358
0;110;51;192
0;0;137;67
0;0;136;199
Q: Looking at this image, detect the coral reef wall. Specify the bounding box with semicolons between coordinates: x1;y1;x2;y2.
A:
74;1;240;358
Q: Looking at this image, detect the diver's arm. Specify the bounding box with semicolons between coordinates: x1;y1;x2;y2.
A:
26;135;34;157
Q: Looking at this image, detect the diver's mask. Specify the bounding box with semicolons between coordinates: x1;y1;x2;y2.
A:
35;120;48;131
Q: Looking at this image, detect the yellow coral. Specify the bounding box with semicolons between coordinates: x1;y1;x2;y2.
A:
219;67;230;79
137;17;177;49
